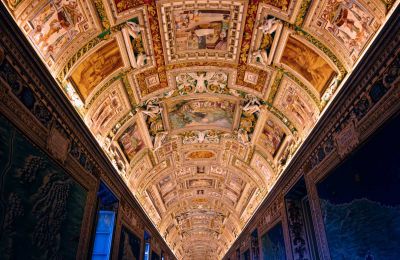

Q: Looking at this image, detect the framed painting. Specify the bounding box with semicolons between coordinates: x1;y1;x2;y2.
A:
162;94;240;133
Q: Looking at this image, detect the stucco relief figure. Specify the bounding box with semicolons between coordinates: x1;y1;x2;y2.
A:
127;21;147;68
108;144;126;173
154;131;168;149
70;40;124;101
258;17;281;35
237;129;250;144
322;76;339;101
141;98;163;119
127;21;143;38
243;95;262;115
326;0;373;53
253;17;282;66
252;49;269;66
279;131;300;167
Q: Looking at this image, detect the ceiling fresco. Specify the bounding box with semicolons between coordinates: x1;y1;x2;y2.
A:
3;0;398;258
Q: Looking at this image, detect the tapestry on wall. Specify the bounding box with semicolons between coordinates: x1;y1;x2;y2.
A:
261;222;286;260
118;225;141;260
317;116;400;260
0;114;88;259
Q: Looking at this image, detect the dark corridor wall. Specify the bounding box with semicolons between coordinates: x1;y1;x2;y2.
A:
317;115;400;260
0;114;87;259
223;7;400;258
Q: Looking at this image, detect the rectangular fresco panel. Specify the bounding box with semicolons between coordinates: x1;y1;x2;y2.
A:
118;226;141;260
317;116;400;260
273;77;319;133
28;0;89;60
173;10;230;51
321;0;376;57
118;122;145;162
261;222;286;260
259;119;286;157
0;114;87;259
158;0;246;64
281;37;336;94
166;98;236;131
70;39;124;101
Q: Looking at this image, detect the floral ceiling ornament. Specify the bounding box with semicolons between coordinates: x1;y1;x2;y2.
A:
181;130;222;144
175;71;229;95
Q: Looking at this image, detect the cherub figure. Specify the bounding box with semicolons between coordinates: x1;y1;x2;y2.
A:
154;131;168;149
252;49;268;66
243;95;262;115
259;17;281;35
141;98;162;119
126;21;144;38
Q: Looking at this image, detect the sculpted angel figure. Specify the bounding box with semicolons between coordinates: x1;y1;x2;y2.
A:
154;131;168;149
141;98;162;119
134;53;147;68
243;95;262;115
127;21;147;68
237;129;250;144
252;49;268;66
187;72;215;93
258;17;281;35
126;21;144;38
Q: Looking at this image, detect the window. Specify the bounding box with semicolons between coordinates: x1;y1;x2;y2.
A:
144;231;151;260
91;182;119;260
144;243;150;260
92;211;116;260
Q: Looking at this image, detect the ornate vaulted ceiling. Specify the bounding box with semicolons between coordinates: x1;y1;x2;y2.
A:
2;0;397;258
